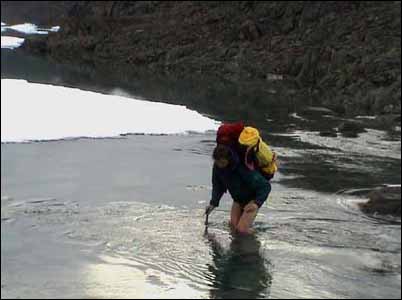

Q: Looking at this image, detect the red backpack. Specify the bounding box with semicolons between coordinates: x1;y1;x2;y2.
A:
216;122;245;146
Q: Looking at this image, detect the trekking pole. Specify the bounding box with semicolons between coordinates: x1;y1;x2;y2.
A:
204;205;213;226
204;208;229;226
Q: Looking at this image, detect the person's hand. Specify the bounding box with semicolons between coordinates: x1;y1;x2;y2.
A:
205;205;216;216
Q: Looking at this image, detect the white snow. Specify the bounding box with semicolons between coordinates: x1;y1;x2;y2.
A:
1;36;25;49
355;115;377;120
7;23;48;34
1;23;60;34
289;112;308;121
1;79;220;143
383;184;401;188
50;26;60;32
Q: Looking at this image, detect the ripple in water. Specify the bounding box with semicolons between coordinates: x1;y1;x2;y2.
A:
2;191;400;298
62;203;273;298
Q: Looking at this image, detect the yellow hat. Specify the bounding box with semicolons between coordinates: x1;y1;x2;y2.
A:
238;126;260;146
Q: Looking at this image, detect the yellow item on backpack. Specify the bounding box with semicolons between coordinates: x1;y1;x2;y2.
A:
238;127;278;175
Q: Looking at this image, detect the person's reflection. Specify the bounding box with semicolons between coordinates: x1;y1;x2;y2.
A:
204;228;272;299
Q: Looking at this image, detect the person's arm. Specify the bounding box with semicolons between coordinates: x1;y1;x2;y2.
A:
240;166;271;208
210;164;227;207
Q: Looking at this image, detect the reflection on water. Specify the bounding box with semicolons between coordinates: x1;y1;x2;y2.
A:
0;48;300;134
2;48;400;193
82;228;273;299
204;228;272;299
84;255;206;299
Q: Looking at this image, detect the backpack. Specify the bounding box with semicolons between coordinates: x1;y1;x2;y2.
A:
216;122;245;146
238;126;278;176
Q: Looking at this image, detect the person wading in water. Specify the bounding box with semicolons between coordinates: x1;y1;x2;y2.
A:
205;143;271;234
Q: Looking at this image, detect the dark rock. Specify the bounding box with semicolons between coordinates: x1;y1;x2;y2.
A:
266;73;284;81
19;34;49;55
338;121;367;137
372;114;402;130
319;130;338;137
239;20;262;41
1;1;76;25
359;185;401;217
340;131;359;138
301;106;335;117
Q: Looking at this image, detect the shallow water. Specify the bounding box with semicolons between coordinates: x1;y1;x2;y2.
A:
1;135;400;299
1;40;401;298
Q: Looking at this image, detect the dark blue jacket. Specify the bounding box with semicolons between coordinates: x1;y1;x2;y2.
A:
210;157;271;208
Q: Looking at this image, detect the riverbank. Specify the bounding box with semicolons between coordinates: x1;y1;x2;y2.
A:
8;1;400;119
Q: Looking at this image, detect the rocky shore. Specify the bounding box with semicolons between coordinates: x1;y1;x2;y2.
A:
2;1;401;119
359;185;401;217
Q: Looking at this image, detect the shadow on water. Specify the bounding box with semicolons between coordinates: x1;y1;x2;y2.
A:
204;228;272;299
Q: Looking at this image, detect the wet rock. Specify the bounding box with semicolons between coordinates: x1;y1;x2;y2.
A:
301;106;335;117
1;1;75;25
359;185;401;217
340;131;359;138
338;121;366;137
374;114;402;129
319;129;338;137
266;73;284;81
19;34;49;55
389;114;401;125
239;20;262;41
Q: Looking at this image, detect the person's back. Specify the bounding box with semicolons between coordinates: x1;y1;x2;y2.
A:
215;122;278;181
211;159;270;209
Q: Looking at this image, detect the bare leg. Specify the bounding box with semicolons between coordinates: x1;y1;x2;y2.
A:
236;201;259;235
229;201;243;231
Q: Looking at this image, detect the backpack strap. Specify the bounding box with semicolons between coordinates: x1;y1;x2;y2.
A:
244;147;256;170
